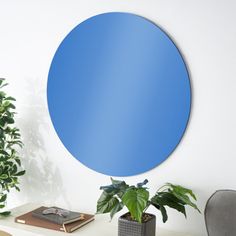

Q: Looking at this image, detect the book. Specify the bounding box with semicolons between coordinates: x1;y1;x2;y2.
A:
15;207;95;233
32;206;84;225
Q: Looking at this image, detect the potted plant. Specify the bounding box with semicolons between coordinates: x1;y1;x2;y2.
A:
96;178;200;236
0;78;25;216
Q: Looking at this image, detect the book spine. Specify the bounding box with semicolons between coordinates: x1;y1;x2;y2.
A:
15;218;65;232
64;217;95;233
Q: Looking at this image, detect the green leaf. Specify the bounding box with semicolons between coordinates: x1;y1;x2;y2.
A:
4;117;14;124
96;191;119;214
0;91;6;98
3;101;11;107
110;201;124;220
15;186;20;191
5;97;16;101
100;184;119;194
167;183;197;200
7;103;16;109
0;83;8;89
162;183;200;213
159;205;168;223
171;191;200;213
151;192;186;217
0;150;9;156
4;178;13;183
0;157;9;162
100;178;129;199
0;194;7;202
0;211;11;216
14;170;25;176
122;188;149;223
0;174;8;179
0;204;5;208
10;164;17;174
110;177;124;185
150;199;168;223
0;78;5;86
15;158;21;166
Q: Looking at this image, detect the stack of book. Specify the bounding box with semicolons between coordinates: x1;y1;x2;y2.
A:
15;206;94;233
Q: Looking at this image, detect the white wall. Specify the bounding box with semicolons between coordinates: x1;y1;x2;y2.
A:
1;0;236;235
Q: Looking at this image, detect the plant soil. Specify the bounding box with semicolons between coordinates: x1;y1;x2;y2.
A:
121;212;154;223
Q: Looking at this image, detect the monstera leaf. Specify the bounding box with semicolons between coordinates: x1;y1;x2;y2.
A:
110;201;124;219
100;177;129;199
96;191;119;214
122;187;149;223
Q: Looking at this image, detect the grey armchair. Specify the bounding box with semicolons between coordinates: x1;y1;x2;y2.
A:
205;190;236;236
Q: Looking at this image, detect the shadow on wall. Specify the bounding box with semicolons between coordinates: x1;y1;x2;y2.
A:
17;77;67;205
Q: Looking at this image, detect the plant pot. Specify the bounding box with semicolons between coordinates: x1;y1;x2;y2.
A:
118;213;156;236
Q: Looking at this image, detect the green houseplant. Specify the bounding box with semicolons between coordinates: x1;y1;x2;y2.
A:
0;78;25;216
97;178;200;236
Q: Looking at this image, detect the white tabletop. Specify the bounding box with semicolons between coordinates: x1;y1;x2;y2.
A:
0;204;193;236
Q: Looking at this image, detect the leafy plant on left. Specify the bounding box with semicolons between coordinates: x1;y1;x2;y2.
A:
0;78;25;216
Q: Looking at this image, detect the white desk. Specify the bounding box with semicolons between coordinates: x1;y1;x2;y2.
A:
0;204;193;236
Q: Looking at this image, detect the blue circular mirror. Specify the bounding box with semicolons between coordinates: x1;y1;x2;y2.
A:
47;12;191;176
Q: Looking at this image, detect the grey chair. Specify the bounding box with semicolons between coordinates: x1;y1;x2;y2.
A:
205;190;236;236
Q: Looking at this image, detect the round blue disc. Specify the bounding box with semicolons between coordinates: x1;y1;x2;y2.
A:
47;12;191;176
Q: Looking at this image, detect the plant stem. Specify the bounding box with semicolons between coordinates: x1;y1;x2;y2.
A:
156;184;170;194
143;201;151;213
